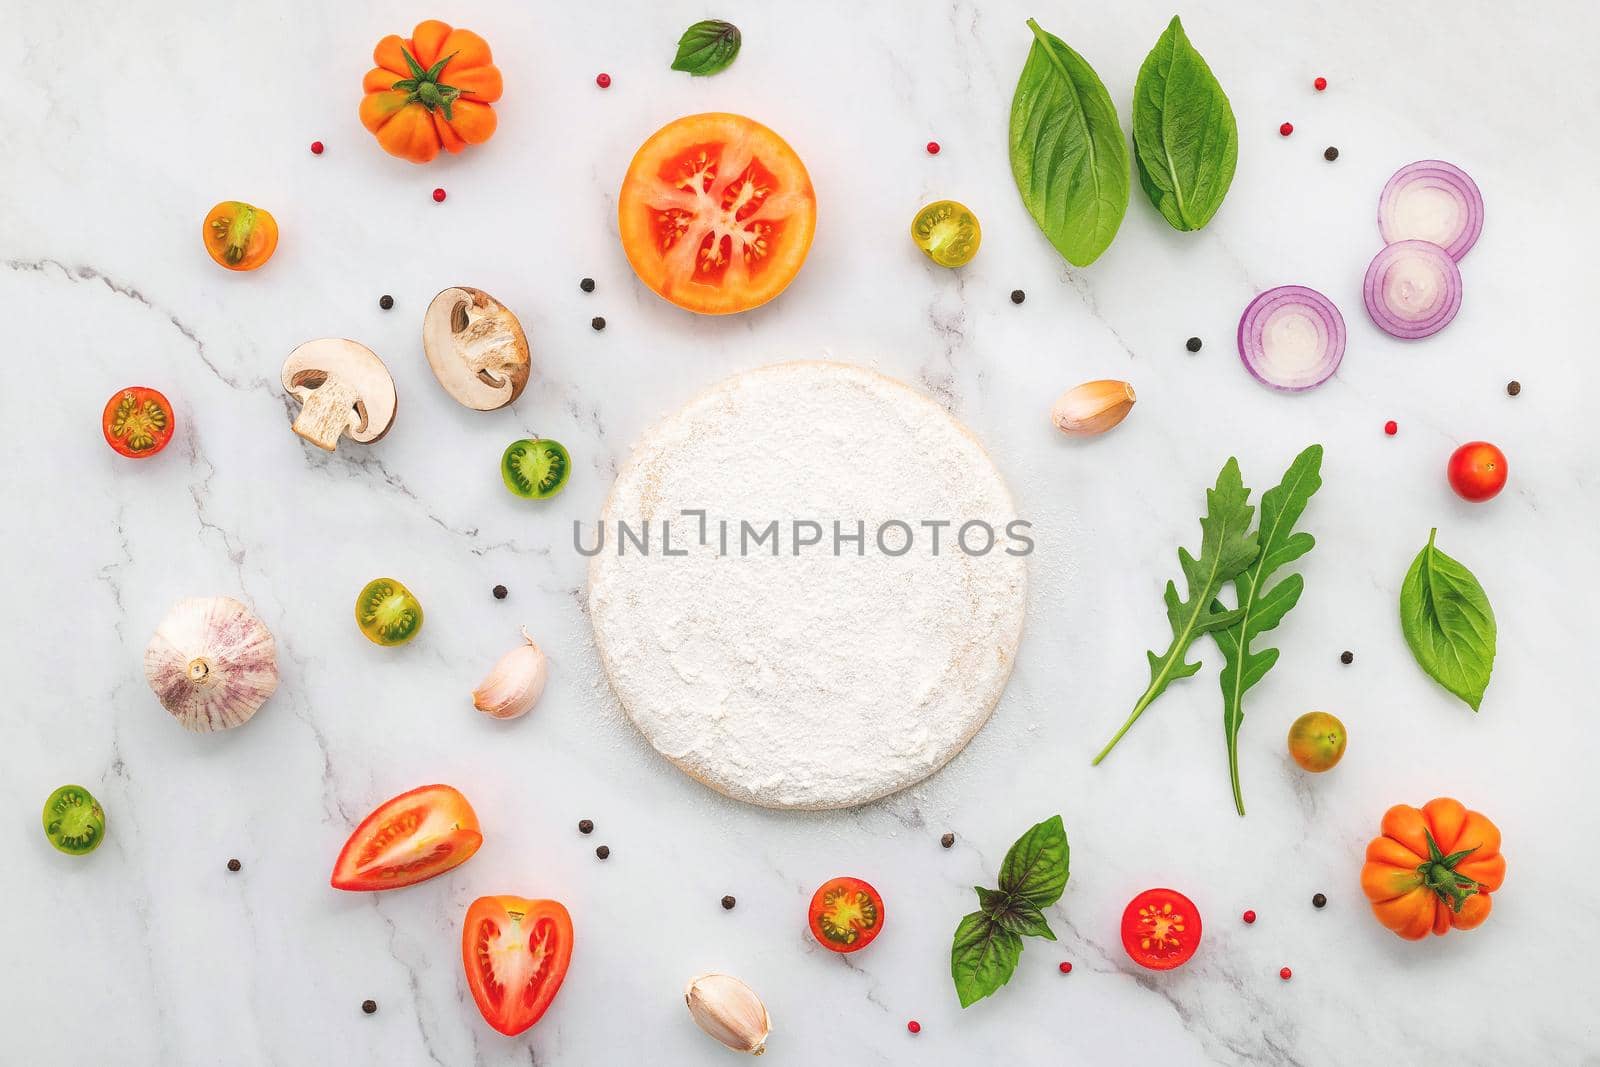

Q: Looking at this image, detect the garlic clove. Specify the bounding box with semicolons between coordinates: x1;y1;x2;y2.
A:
1050;379;1136;437
144;596;279;732
684;973;770;1055
471;628;549;720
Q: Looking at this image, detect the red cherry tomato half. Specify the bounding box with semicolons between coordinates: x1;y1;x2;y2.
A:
330;784;482;891
462;895;574;1036
1447;441;1507;502
808;876;885;953
102;386;175;458
1120;888;1202;970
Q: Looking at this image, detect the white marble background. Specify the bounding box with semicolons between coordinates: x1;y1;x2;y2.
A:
2;1;1595;1064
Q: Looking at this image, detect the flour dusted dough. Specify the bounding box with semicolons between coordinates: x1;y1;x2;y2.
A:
588;361;1027;810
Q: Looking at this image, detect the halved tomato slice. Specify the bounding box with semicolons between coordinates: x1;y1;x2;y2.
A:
808;876;884;953
463;895;574;1036
1120;888;1202;970
102;386;175;458
618;112;816;315
330;784;482;891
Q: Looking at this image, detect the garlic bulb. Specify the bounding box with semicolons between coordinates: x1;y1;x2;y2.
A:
685;973;770;1055
1050;379;1136;437
471;628;548;719
144;597;278;732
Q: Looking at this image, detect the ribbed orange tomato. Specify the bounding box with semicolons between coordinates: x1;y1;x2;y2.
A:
1361;798;1505;940
360;20;502;164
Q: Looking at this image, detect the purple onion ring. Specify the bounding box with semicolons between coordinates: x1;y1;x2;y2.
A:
1377;160;1483;261
1236;285;1346;392
1363;240;1462;340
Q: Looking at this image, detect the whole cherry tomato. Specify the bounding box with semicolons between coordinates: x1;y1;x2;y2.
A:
1447;441;1507;502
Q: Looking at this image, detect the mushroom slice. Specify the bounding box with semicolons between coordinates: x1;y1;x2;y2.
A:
422;287;531;411
281;339;398;451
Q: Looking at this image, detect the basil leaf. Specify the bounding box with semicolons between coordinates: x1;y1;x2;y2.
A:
1131;16;1238;231
1009;18;1130;267
951;911;1023;1008
997;814;1069;908
975;886;1058;940
671;20;741;77
1400;529;1496;711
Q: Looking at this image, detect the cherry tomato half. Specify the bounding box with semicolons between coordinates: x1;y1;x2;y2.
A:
911;200;981;267
330;784;481;891
1447;441;1507;502
102;386;175;458
462;895;574;1036
355;578;423;646
1120;888;1202;971
203;200;278;271
808;876;884;953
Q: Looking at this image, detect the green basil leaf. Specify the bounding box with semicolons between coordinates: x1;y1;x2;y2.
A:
1400;529;1496;711
1131;16;1238;231
997;814;1069;908
671;19;741;77
1009;18;1130;267
994;900;1056;940
951;911;1024;1008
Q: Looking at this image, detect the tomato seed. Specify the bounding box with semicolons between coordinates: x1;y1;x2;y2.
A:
1058;961;1073;974
578;819;593;834
1313;893;1327;909
1279;122;1294;136
492;585;507;600
580;277;596;293
1340;650;1353;665
227;858;241;872
378;294;394;310
595;844;610;859
1010;289;1026;305
907;1021;922;1034
432;188;447;203
1506;380;1521;396
310;141;324;155
1242;909;1257;924
940;832;955;848
926;141;940;155
596;73;611;89
721;895;736;910
362;1000;377;1014
1313;76;1328;91
1279;967;1292;980
1186;336;1203;353
1384;420;1398;436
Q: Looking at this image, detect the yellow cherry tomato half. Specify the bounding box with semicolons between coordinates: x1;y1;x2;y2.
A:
203;201;278;271
1288;711;1347;772
911;200;980;267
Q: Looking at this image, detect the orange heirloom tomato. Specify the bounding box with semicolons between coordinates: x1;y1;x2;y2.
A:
1361;797;1505;940
203;202;277;271
618;113;817;315
360;20;502;164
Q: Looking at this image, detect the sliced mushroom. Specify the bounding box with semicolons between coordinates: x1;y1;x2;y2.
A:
281;339;397;451
422;287;531;411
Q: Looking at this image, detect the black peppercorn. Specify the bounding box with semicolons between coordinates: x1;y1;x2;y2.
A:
361;1000;377;1015
378;295;394;310
940;833;955;849
492;584;507;600
1312;893;1327;909
1324;146;1339;162
578;819;593;835
1010;289;1026;305
1340;650;1353;665
591;316;606;331
1506;380;1521;396
595;845;610;860
721;895;736;910
580;278;596;293
226;858;241;872
1186;336;1202;353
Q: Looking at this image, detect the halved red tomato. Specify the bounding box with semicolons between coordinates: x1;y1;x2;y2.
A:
330;784;482;891
618;112;816;315
463;895;573;1036
807;876;884;953
102;386;175;458
1120;888;1202;970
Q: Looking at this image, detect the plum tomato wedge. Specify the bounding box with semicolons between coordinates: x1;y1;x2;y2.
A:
1120;888;1202;970
330;784;482;891
618;112;816;315
102;386;175;458
808;876;885;953
462;895;574;1036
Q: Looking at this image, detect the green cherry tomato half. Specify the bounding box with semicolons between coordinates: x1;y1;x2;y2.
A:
43;785;105;855
911;200;981;268
355;577;423;646
501;438;571;499
1287;711;1347;772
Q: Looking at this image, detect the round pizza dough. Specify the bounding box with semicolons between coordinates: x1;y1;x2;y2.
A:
588;361;1027;809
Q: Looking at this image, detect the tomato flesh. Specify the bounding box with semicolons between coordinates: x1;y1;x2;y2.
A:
203;201;278;271
619;113;816;315
1446;441;1507;502
1120;888;1201;970
808;876;884;953
463;895;573;1036
331;784;481;891
102;386;175;458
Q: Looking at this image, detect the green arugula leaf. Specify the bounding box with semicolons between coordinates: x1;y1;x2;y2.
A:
1131;16;1238;231
1400;529;1496;710
1093;458;1257;765
671;20;741;77
1211;445;1323;815
997;814;1069;908
1009;18;1130;266
951;911;1023;1008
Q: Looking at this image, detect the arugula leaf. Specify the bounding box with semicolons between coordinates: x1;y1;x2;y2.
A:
951;911;1024;1008
1400;529;1496;710
998;814;1069;907
951;816;1068;1007
671;20;741;77
1131;16;1238;231
1093;458;1258;765
1009;18;1130;267
1211;445;1323;815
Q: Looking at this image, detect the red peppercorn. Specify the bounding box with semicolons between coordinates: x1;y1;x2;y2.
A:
1279;122;1294;137
907;1021;921;1034
596;73;611;88
310;141;324;155
1242;909;1256;924
1058;962;1073;974
1313;77;1328;91
432;188;446;203
926;141;941;155
1384;420;1398;436
1279;967;1293;980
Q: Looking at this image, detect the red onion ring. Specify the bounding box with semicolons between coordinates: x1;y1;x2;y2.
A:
1377;160;1483;261
1236;286;1346;392
1362;240;1462;340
